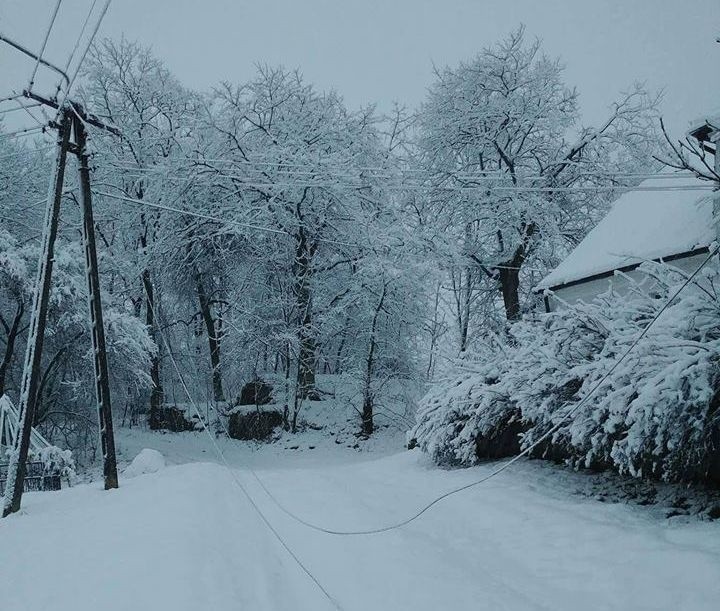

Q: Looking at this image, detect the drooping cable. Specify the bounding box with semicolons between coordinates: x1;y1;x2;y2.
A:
242;246;720;535
154;242;720;536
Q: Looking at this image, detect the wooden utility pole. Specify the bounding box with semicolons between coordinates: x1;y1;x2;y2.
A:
74;111;119;490
2;110;71;517
2;98;122;516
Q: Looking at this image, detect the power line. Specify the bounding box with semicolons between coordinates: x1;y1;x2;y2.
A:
98;161;712;192
135;244;720;538
28;0;63;91
104;150;666;174
112;163;381;182
108;158;703;183
0;125;47;140
56;0;112;111
92;189;292;236
11;95;47;130
0;145;54;161
142;154;706;183
60;0;98;90
0;33;69;89
92;189;356;247
0;93;24;105
0;102;42;116
100;169;717;193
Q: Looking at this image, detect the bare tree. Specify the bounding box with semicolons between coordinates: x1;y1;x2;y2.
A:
418;27;660;334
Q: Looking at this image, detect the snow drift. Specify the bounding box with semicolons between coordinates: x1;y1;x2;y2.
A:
123;448;166;478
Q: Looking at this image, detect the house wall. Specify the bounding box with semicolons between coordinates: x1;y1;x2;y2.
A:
545;253;711;312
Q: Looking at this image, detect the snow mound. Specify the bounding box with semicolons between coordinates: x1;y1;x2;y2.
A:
123;448;166;478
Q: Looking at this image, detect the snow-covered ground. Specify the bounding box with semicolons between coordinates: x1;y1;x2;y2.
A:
2;429;720;611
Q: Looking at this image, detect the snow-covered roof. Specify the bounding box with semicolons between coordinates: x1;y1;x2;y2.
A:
688;109;720;140
536;175;716;290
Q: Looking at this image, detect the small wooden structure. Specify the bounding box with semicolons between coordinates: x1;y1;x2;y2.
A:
0;396;62;492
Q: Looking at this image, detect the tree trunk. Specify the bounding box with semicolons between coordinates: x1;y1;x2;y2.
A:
498;265;521;322
142;270;163;429
459;268;471;350
333;312;351;374
293;231;318;400
195;273;225;403
298;324;318;400
426;283;443;379
496;223;535;323
282;342;290;430
138;212;163;427
451;267;472;352
361;285;387;436
0;301;24;396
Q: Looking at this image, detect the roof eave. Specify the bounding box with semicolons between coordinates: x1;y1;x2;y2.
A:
533;245;711;295
688;119;720;143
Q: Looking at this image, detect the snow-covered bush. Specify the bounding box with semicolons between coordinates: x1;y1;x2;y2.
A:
411;334;517;464
0;229;157;465
412;258;720;486
30;446;76;480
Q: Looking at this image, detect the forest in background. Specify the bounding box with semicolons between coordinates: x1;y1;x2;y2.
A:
5;26;715;486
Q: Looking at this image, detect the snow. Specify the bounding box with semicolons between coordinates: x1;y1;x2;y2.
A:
122;448;166;478
1;430;720;611
536;175;715;290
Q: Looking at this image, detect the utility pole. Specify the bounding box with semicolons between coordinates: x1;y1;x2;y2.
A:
73;111;119;490
2;110;71;517
2;95;122;516
714;129;719;235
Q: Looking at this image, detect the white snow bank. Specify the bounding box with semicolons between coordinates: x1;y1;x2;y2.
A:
537;175;715;289
122;448;166;478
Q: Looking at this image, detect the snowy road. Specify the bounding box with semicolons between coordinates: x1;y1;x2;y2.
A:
1;435;719;611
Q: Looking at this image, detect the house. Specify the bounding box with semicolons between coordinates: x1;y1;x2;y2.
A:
688;111;720;151
535;174;716;312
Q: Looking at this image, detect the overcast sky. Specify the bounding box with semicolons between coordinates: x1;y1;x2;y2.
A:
1;0;718;135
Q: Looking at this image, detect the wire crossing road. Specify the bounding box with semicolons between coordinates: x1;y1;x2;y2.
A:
1;438;719;611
